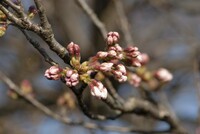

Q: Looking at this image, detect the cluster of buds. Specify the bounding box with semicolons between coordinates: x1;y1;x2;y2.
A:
44;31;174;100
64;69;79;87
107;31;120;45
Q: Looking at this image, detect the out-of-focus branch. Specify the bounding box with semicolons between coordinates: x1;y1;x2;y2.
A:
75;0;107;38
0;71;172;134
20;29;57;66
113;0;133;45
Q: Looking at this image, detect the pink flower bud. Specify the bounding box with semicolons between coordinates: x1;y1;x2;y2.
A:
96;51;108;59
115;44;123;52
140;53;150;65
106;31;120;45
124;46;140;59
154;68;173;82
117;64;126;74
89;80;108;99
128;73;141;87
108;50;117;57
65;69;79;87
67;42;80;59
131;54;142;67
98;62;114;72
112;64;127;82
44;66;62;80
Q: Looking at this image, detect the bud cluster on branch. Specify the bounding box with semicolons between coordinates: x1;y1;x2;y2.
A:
44;31;173;99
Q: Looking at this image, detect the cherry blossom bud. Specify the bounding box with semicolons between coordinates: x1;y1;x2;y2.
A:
131;54;142;67
108;50;117;57
65;69;79;87
44;66;63;80
67;42;80;60
97;62;114;72
140;53;150;65
89;80;108;99
96;51;108;59
128;73;141;87
154;68;173;82
112;64;127;82
115;44;123;52
124;46;140;59
106;31;120;45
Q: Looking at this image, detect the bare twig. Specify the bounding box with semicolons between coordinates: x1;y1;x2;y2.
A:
113;0;133;45
75;0;107;38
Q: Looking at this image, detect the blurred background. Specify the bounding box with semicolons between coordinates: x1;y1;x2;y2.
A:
0;0;200;133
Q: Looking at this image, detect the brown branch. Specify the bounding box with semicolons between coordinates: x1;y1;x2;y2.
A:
0;70;172;134
33;0;51;29
20;29;57;66
75;0;107;38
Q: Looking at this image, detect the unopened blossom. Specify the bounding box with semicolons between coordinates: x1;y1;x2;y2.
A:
89;80;108;99
124;46;140;59
140;53;150;65
98;62;114;72
67;42;80;59
107;44;123;59
65;69;79;87
96;51;108;59
112;64;127;82
154;68;173;82
108;50;117;58
44;66;63;80
131;54;142;67
106;31;120;45
128;73;141;87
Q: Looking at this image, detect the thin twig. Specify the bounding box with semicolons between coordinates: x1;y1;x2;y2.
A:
75;0;107;38
113;0;133;45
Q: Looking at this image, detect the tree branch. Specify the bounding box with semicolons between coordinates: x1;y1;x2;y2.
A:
75;0;107;38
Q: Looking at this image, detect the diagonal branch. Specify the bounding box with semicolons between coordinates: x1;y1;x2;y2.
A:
75;0;107;38
113;0;133;45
